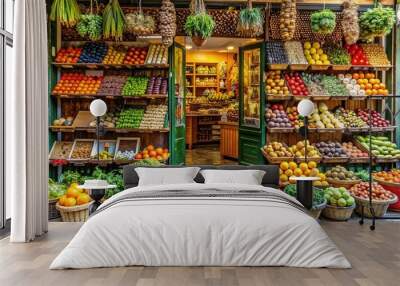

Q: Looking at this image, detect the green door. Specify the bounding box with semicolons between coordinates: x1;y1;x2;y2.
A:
239;43;266;165
169;43;186;165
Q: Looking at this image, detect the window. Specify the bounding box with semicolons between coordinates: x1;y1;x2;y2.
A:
1;0;14;230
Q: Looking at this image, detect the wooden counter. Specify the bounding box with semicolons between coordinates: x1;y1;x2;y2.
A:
186;113;222;149
219;121;238;159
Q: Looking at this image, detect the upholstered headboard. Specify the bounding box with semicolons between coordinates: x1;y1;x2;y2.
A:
123;165;280;189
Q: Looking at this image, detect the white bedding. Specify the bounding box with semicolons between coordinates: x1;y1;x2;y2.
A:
50;183;351;269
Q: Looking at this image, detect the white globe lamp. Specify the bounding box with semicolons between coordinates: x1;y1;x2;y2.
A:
90;99;107;117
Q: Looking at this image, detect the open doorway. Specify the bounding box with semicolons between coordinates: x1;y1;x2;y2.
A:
177;37;255;165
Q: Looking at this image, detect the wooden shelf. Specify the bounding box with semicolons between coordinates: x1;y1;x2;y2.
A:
52;93;167;100
52;62;169;69
50;126;169;133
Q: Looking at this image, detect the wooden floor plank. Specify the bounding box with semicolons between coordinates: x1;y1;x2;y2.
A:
0;220;399;286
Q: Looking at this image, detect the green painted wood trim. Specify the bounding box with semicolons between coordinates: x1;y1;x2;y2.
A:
395;25;400;148
168;43;186;165
238;42;266;165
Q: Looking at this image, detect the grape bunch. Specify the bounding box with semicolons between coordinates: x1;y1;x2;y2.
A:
76;14;103;41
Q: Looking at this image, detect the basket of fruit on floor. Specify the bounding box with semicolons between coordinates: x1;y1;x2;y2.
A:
56;184;93;222
48;179;67;220
373;170;400;211
349;182;398;218
322;187;356;221
325;166;361;189
284;184;326;219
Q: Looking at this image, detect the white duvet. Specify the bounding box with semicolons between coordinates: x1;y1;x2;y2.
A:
50;183;351;269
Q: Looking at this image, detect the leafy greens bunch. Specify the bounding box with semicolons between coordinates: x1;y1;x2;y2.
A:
310;9;336;34
184;13;215;38
359;4;395;40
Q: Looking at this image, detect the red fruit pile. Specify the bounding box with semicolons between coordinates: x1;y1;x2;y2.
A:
357;109;390;127
55;47;82;64
284;73;309;97
53;73;103;95
344;44;369;66
350;182;395;201
123;47;148;65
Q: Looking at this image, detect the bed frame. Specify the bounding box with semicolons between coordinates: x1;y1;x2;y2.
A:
123;165;280;189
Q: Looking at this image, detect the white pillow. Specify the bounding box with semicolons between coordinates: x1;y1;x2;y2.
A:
200;169;266;185
136;167;201;186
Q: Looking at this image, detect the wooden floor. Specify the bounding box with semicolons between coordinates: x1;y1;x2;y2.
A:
186;145;237;165
0;221;399;286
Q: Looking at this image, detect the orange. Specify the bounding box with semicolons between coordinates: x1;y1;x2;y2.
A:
307;161;317;169
352;73;359;80
77;193;91;205
66;187;81;199
280;174;288;182
359;73;365;79
58;195;67;206
285;169;293;177
64;197;77;207
155;147;164;155
299;162;308;172
149;150;157;157
146;145;155;151
162;153;170;160
289;161;297;170
303;169;311;176
280;161;289;171
294;168;303;176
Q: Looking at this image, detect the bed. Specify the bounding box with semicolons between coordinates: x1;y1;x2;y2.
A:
50;165;350;269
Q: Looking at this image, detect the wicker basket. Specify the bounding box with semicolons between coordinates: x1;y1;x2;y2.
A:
308;200;327;220
48;198;60;220
327;178;361;189
56;201;94;222
322;204;355;221
354;195;398;218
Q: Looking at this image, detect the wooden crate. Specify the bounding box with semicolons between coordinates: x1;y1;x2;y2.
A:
49;141;74;160
69;139;95;162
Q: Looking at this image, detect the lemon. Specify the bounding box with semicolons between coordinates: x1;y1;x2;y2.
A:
317;49;324;55
313;54;320;61
312;42;320;49
309;59;316;64
304;49;310;56
310;48;317;55
316;60;323;65
320;54;328;61
304;42;312;50
323;60;330;65
306;55;312;62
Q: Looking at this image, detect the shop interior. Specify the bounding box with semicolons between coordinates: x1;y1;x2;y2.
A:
177;37;255;165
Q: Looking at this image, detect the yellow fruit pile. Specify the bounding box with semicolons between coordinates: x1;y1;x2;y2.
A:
288;140;321;159
279;161;329;187
263;142;293;158
266;71;290;96
58;183;91;207
303;42;330;65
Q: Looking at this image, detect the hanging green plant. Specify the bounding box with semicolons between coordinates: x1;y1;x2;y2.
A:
185;0;215;46
50;0;81;28
359;3;395;41
103;0;125;41
237;0;264;37
310;9;336;34
76;0;102;41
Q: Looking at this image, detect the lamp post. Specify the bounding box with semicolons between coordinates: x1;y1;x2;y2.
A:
90;99;107;161
87;99;107;212
293;99;316;209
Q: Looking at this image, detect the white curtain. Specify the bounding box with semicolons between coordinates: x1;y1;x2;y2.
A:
9;0;48;242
